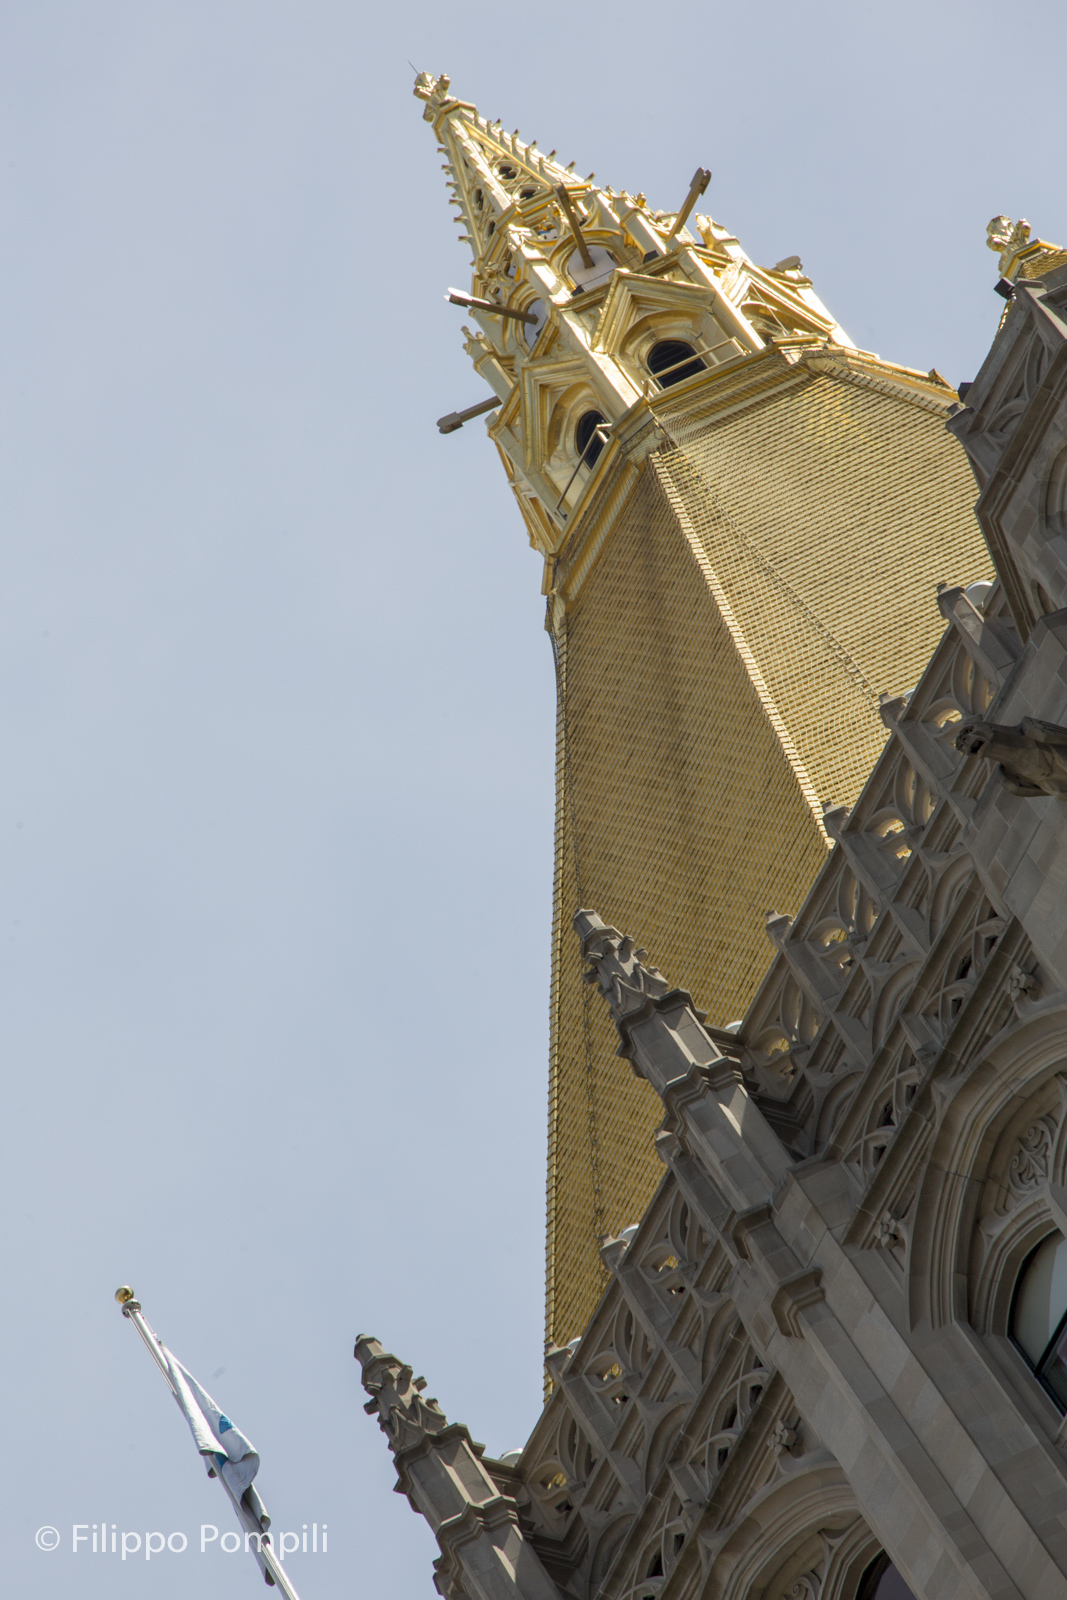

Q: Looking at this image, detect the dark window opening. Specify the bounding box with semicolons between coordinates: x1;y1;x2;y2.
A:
647;339;705;388
498;163;517;179
1011;1231;1067;1408
575;410;608;469
856;1551;918;1600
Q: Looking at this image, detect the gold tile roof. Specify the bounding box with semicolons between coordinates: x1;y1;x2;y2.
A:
545;364;989;1346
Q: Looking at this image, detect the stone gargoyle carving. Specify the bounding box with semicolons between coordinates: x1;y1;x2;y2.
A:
354;1335;448;1454
955;716;1067;798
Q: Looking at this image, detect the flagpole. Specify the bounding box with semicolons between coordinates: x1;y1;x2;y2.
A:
115;1287;305;1599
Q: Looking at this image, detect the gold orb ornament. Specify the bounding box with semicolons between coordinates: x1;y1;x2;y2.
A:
115;1286;135;1304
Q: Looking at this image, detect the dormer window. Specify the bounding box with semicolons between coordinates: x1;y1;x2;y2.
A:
647;339;705;388
575;410;608;469
1011;1230;1067;1406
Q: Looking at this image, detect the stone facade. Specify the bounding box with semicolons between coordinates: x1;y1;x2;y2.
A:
358;257;1067;1600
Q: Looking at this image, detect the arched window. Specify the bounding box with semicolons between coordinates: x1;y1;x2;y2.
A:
1011;1231;1067;1405
647;339;705;388
575;410;607;469
523;300;548;349
857;1552;917;1600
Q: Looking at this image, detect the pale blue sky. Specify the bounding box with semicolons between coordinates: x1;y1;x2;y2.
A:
1;3;1063;1596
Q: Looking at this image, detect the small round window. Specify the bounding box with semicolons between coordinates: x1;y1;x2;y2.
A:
1011;1231;1067;1406
647;339;705;388
575;410;607;469
856;1552;917;1600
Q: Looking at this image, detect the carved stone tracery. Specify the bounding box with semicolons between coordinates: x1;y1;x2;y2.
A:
1008;1114;1057;1199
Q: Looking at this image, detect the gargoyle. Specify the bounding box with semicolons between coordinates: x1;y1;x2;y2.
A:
955;716;1067;798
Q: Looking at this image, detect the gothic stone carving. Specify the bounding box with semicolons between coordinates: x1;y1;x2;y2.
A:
955;716;1067;797
356;1337;448;1452
365;217;1067;1600
577;910;673;1023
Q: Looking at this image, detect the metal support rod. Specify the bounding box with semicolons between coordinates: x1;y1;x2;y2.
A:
555;425;612;515
554;186;594;269
437;396;501;434
640;338;717;398
445;289;537;324
116;1288;303;1599
666;166;711;242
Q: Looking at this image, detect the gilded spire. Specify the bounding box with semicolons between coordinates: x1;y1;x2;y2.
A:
415;75;993;1353
414;70;856;561
414;71;590;267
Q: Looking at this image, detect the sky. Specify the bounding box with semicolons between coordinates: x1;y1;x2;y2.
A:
0;2;1064;1597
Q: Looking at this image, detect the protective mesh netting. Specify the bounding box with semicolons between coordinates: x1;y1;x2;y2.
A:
653;401;892;809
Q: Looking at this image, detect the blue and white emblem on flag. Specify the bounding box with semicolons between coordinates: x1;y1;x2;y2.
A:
161;1348;270;1529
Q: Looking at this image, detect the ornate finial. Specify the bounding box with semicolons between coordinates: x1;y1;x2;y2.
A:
985;214;1067;286
986;215;1032;276
413;70;450;102
573;909;671;1024
413;71;454;121
354;1335;447;1454
114;1285;141;1316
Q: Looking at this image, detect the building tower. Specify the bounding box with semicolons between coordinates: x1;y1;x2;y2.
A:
415;72;991;1348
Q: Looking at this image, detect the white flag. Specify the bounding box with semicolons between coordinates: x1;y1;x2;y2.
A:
161;1348;270;1529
